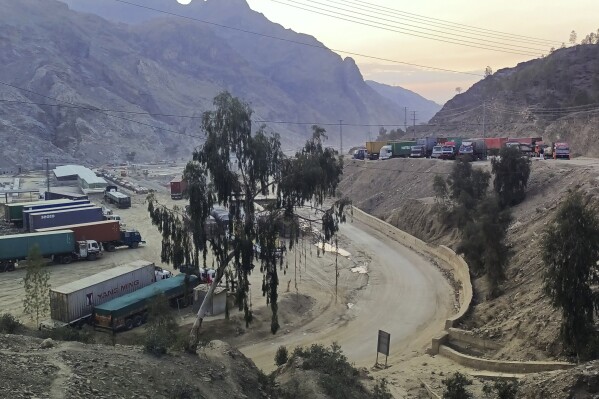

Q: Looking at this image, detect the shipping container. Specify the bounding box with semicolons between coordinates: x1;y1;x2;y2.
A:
35;220;121;243
3;199;72;225
389;141;417;158
170;177;187;200
94;274;198;331
49;260;156;325
0;230;75;263
28;207;103;231
484;137;508;151
365;141;388;160
23;203;94;231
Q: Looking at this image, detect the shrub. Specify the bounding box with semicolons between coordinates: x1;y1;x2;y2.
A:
144;295;178;356
41;327;94;344
372;378;393;399
0;313;22;334
275;345;289;366
442;372;473;399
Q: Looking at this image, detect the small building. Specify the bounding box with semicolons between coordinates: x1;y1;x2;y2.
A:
53;165;108;193
193;286;227;316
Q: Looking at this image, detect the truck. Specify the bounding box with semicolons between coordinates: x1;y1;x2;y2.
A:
365;141;388;160
28;206;104;232
409;145;426;158
553;142;570;159
483;137;508;156
170;177;187;200
440;142;458;160
3;199;73;226
389;141;417;158
104;186;131;209
458;139;487;160
0;230;102;272
45;260;156;328
416;137;438;157
23;203;95;231
35;220;145;251
94;274;199;331
506;137;542;156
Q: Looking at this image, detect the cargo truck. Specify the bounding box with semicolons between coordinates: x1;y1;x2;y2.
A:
458;139;487;160
3;199;73;226
553;142;570;159
170;177;187;200
94;274;199;331
0;230;102;272
483;137;508;156
365;141;388;160
104;186;131;209
416;137;438;157
506;137;542;156
28;206;103;232
389;141;416;158
23;203;95;231
35;220;145;251
44;260;156;328
440;142;458;160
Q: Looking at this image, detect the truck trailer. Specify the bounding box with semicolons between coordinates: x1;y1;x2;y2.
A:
94;274;199;331
170;177;187;200
46;260;156;327
35;220;145;251
23;203;95;231
28;206;103;232
389;141;416;158
0;230;102;272
3;199;73;226
365;141;388;160
104;186;131;209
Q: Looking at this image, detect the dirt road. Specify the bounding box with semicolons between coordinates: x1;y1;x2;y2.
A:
239;217;454;372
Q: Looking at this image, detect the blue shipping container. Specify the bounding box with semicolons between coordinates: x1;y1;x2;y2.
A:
24;203;93;231
29;207;103;231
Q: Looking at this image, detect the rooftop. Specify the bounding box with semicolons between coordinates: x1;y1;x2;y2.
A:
54;165;107;185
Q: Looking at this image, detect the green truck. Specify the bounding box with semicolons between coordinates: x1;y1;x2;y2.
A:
389;141;417;158
93;274;199;331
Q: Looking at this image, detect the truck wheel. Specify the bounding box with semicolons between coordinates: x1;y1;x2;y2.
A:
62;256;72;264
87;253;97;261
125;318;134;330
133;315;143;327
105;244;116;252
129;242;139;249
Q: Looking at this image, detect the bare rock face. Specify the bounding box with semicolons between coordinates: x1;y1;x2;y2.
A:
1;0;433;167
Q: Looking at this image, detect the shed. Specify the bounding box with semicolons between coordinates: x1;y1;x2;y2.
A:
193;286;227;315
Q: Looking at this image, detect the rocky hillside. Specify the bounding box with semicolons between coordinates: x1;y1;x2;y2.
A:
0;0;432;168
366;80;441;124
426;43;599;156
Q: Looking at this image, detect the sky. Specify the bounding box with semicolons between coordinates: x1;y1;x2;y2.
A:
224;0;599;104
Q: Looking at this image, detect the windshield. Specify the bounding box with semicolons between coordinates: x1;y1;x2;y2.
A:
442;147;453;152
433;146;442;152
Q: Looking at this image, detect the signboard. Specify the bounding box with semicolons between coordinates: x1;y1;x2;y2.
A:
376;330;390;368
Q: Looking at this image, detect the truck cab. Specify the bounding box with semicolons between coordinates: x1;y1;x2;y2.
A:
409;145;426;158
554;142;570;159
431;146;443;159
74;240;102;262
440;143;457;160
121;229;144;249
379;145;392;160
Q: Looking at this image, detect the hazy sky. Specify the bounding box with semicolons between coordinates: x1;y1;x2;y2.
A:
232;0;599;103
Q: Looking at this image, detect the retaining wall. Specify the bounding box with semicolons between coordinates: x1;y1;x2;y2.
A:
351;206;472;329
448;328;503;351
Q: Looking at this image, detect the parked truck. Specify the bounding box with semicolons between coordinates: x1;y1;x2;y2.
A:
416;137;438;157
28;206;104;232
170;177;187;200
553;142;570;159
389;141;416;158
365;141;388;160
458;139;487;160
45;260;156;328
24;203;95;231
3;199;73;226
0;230;102;272
440;141;458;160
35;220;145;251
104;186;131;209
94;273;199;331
483;137;508;156
506;137;542;156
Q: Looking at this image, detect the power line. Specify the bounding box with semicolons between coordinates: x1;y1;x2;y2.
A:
112;0;483;77
271;0;546;55
270;0;539;56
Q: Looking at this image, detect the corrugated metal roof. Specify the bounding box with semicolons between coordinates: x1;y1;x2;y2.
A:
52;260;154;294
53;165;107;185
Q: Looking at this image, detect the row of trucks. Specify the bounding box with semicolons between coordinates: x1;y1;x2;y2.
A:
1;199;145;272
43;260;192;330
359;137;570;161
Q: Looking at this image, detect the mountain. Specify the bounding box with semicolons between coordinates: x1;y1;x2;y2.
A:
0;0;416;167
366;81;441;124
426;44;599;156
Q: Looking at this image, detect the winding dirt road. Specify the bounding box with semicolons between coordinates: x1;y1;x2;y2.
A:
239;217;454;371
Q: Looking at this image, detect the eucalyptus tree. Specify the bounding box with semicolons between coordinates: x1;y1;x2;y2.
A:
147;92;347;349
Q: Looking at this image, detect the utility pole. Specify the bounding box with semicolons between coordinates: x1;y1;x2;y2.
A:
339;120;343;156
411;111;417;139
404;107;408;134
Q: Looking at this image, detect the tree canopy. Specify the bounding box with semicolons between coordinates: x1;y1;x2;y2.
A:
147;92;347;349
492;146;531;209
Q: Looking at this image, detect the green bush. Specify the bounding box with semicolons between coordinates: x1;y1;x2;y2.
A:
144;295;178;356
483;380;518;399
442;372;473;399
41;327;94;344
275;345;289;366
373;378;393;399
0;313;22;334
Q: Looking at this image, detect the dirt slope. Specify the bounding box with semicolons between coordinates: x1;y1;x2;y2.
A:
340;157;599;362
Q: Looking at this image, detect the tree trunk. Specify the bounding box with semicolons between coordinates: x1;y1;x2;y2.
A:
188;269;225;351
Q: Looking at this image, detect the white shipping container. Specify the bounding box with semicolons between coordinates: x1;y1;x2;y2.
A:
49;260;156;324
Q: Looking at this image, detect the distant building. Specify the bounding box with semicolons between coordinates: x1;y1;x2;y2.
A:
53;165;108;193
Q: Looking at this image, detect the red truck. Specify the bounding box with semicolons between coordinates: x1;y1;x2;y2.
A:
35;220;145;252
483;137;508;155
506;137;542;156
553;142;571;159
170;177;187;200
